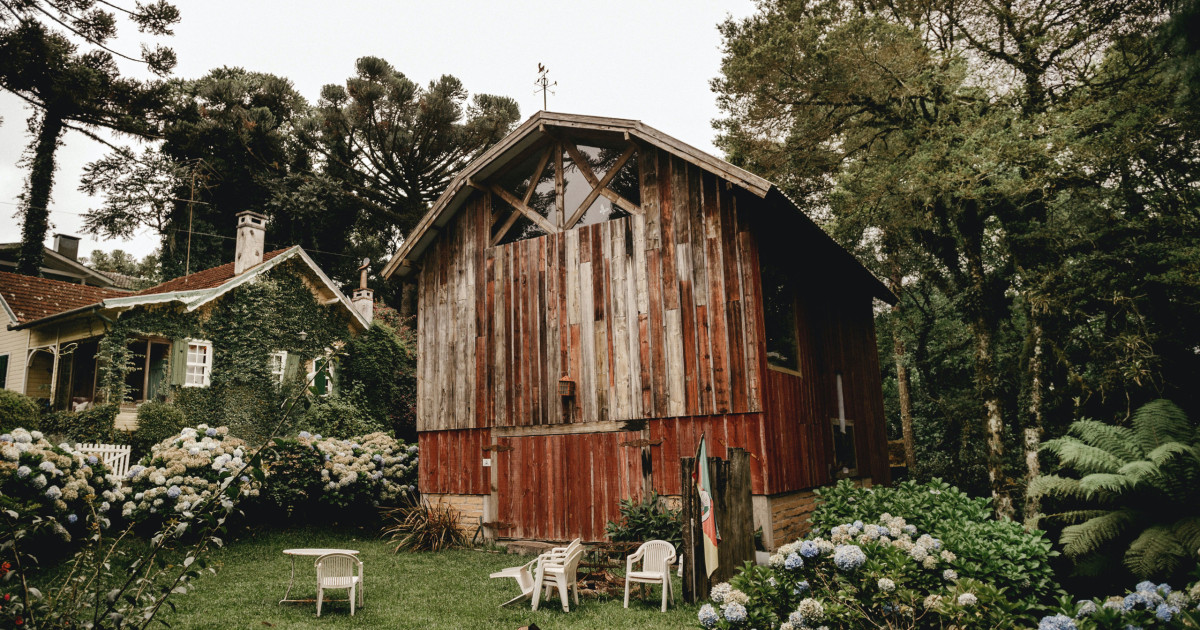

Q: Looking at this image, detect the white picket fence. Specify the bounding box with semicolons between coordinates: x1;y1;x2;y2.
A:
75;443;133;479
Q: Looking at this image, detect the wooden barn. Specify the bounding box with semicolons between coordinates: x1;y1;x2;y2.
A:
380;112;896;549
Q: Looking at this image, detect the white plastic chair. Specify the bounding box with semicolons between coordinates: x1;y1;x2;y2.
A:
623;540;677;612
531;539;585;612
315;553;363;617
488;538;582;608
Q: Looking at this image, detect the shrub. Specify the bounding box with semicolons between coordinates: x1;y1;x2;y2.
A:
130;401;186;456
38;404;117;444
298;393;383;439
0;428;125;542
340;321;417;439
698;514;1035;629
1030;399;1200;583
605;491;683;548
812;478;1061;606
382;500;467;552
1036;579;1200;629
257;437;325;516
123;424;260;525
0;389;40;433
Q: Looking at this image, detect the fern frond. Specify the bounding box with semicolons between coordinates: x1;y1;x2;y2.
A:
1069;420;1140;461
1117;460;1161;484
1041;509;1112;525
1053;439;1126;475
1132;399;1192;451
1027;474;1087;501
1125;525;1187;579
1078;473;1136;499
1147;442;1190;466
1061;509;1135;559
1170;517;1200;554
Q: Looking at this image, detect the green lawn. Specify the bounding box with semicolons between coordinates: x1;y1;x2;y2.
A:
159;525;699;629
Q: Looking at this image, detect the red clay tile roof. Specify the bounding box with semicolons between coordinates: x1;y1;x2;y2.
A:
133;248;292;296
0;271;127;324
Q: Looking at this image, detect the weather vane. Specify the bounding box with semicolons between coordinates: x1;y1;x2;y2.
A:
535;63;556;111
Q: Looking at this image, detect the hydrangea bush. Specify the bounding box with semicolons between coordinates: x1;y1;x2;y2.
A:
123;424;260;524
697;515;1034;629
1036;580;1200;629
0;428;124;540
294;430;417;508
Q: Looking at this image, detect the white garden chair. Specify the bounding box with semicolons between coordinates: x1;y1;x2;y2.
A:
314;552;363;617
623;540;677;612
531;539;585;612
489;538;582;608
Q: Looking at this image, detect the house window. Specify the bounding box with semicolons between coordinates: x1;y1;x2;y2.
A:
184;340;212;388
0;354;8;389
268;351;287;384
760;261;800;372
831;372;858;476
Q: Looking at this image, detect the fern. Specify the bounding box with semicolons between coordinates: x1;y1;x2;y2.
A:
1031;399;1200;582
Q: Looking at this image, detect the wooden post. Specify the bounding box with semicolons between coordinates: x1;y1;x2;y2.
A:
681;448;754;603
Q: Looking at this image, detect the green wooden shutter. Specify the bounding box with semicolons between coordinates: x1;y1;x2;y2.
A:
313;357;328;396
283;353;300;383
170;339;187;386
0;354;9;389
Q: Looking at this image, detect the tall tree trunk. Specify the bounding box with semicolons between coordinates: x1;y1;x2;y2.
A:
1024;311;1045;529
888;265;916;470
18;112;65;276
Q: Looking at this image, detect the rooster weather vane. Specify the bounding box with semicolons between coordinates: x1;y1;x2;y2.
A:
535;63;556;110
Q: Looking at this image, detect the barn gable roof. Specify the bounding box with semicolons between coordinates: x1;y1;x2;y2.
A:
381;111;895;304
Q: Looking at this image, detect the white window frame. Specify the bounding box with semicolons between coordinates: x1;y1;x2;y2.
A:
268;351;288;384
183;340;213;388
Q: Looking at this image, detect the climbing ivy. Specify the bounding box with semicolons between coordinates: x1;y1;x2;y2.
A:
96;258;356;441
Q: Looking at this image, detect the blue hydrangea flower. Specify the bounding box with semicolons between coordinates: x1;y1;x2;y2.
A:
87;455;98;465
1038;614;1078;630
299;431;312;439
373;454;383;462
721;602;747;623
205;428;217;437
799;541;819;558
166;485;181;499
16;466;30;478
832;545;867;572
698;603;719;628
785;553;804;570
853;520;863;529
1075;600;1098;618
241;475;250;483
45;485;61;500
1135;581;1156;593
0;434;11;442
878;526;891;537
793;580;810;594
67;514;78;524
1156;603;1178;622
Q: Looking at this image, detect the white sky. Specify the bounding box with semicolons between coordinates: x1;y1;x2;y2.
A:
0;0;756;262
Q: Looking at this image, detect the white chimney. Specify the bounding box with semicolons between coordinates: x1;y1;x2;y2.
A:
352;258;374;324
234;211;267;275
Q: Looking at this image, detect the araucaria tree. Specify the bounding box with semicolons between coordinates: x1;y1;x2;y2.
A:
713;0;1200;515
0;0;179;276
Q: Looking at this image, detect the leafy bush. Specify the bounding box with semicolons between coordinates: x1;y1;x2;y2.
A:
340;321;417;438
123;424;260;525
1036;580;1200;629
812;478;1061;606
38;403;117;443
0;427;125;542
698;514;1035;629
382;500;468;552
605;491;683;548
298;392;384;439
1030;399;1200;583
257;437;325;516
0;389;40;432
300;431;417;509
131;400;186;456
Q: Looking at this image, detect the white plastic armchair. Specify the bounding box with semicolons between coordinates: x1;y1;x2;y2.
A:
314;553;363;617
623;540;677;612
531;539;585;612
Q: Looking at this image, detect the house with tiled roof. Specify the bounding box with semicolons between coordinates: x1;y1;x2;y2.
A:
1;212;374;429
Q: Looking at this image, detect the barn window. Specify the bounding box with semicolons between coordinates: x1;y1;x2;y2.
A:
760;261;799;372
831;372;858;476
488;139;640;247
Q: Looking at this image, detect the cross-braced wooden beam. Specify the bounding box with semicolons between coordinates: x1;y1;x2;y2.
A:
563;143;641;219
563;143;637;229
489;147;554;247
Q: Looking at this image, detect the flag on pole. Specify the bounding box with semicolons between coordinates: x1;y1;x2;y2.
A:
693;434;720;577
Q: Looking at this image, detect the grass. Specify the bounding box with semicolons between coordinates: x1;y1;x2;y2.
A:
158;524;699;629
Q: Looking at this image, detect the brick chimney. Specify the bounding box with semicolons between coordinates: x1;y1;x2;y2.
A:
352;258;374;324
234;211;267;275
54;234;80;261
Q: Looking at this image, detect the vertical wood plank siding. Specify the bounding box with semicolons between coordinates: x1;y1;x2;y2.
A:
415;147;763;432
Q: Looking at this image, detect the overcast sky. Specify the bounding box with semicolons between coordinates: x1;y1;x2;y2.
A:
0;0;756;262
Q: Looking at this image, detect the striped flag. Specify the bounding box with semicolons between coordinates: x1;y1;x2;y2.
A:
693;434;720;577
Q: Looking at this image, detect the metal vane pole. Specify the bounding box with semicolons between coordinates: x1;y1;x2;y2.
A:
535;63;556;110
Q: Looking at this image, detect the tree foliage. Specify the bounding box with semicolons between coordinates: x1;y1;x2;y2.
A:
1030;400;1200;582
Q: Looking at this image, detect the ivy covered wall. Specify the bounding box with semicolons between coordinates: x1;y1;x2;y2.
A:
97;257;358;442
